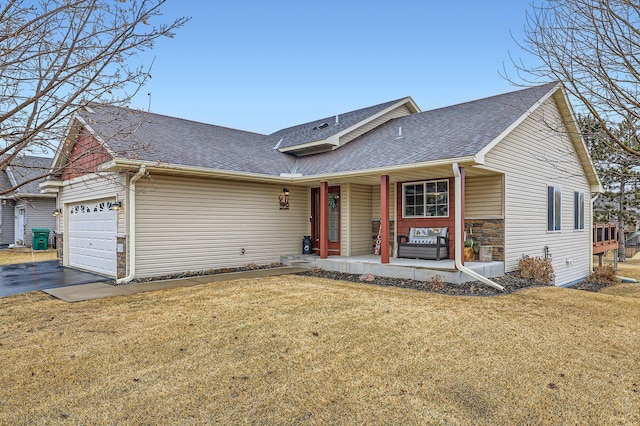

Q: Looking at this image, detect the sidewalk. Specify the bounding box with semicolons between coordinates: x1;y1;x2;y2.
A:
44;267;308;302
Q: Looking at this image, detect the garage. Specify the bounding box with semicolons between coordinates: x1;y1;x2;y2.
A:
67;199;117;277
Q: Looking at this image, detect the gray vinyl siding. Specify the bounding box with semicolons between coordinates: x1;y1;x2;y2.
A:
484;97;592;286
342;184;373;256
1;204;14;245
57;173;126;235
465;175;504;219
22;198;56;246
134;175;309;278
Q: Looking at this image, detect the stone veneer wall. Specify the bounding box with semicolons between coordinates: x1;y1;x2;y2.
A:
465;219;505;261
56;233;63;266
117;236;127;278
371;219;395;255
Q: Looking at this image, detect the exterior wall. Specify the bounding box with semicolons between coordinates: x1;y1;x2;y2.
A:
341;183;373;256
134;175;309;278
61;132;112;181
395;177;457;257
465;175;504;219
1;201;15;245
465;219;505;261
22;198;57;247
371;184;396;221
484;97;592;286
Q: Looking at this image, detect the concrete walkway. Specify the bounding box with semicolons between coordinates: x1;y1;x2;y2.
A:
44;267;308;302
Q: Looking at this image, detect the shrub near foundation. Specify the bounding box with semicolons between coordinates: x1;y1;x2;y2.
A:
516;256;554;285
584;264;620;287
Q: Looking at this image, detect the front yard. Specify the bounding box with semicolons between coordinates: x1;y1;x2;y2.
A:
1;275;639;424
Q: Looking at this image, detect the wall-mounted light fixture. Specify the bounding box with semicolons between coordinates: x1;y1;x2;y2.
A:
52;208;62;217
111;200;123;211
279;187;290;210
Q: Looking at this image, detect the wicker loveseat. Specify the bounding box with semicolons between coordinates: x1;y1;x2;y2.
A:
397;227;449;260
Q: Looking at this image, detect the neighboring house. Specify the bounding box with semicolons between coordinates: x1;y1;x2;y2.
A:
42;83;601;286
1;156;57;247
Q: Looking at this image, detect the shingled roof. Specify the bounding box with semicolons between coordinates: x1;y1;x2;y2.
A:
1;155;54;197
69;83;560;178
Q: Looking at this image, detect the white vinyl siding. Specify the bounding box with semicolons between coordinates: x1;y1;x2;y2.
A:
484;97;592;286
134;175;309;278
465;175;504;218
341;184;373;256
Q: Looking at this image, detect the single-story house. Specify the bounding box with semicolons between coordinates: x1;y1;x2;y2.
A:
1;155;56;247
41;83;601;287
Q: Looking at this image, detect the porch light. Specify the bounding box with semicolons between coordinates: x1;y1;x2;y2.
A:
52;208;62;217
279;188;290;210
111;201;123;211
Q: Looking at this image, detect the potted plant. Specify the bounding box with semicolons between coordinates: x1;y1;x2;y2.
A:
464;237;476;261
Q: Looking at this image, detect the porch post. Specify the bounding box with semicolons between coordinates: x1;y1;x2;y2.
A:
320;181;329;259
459;166;466;267
380;175;390;264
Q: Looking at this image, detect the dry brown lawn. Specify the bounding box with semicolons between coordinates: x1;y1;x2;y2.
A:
0;248;57;265
1;275;639;425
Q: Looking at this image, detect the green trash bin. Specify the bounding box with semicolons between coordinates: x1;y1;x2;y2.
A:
32;228;50;251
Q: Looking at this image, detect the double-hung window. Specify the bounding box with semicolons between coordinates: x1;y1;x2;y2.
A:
547;186;562;231
403;180;449;218
574;191;585;230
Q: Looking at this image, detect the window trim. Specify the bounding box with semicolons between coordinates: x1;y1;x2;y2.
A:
402;179;450;218
574;191;585;231
547;185;562;232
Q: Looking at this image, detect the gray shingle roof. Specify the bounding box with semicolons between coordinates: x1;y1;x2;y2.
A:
295;84;558;175
82;106;297;176
1;155;54;196
270;98;409;150
76;84;557;178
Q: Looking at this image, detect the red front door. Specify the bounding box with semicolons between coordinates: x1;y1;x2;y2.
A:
311;186;340;255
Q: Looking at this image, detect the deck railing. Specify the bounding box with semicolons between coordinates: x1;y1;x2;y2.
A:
593;223;619;254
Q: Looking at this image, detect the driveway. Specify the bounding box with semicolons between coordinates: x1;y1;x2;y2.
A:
0;261;110;297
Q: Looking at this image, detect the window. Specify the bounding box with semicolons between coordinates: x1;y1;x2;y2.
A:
547;186;562;231
403;180;449;217
574;191;585;230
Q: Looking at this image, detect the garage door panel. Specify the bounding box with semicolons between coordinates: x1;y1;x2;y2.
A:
68;199;117;277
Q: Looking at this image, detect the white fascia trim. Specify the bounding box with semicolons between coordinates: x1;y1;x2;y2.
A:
473;83;561;164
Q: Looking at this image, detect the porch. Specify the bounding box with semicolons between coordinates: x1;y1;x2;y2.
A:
281;254;505;285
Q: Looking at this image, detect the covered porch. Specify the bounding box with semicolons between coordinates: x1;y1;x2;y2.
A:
281;254;505;285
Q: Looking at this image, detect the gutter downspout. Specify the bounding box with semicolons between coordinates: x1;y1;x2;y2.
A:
452;163;504;292
116;165;146;285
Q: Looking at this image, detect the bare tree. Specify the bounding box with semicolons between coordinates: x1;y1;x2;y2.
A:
0;0;188;192
511;0;640;158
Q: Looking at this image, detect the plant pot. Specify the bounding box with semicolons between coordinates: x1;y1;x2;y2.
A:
464;247;475;261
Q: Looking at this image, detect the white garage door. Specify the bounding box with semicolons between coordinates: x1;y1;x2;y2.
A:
68;199;117;276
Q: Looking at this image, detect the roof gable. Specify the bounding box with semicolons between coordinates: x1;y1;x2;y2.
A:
271;97;420;156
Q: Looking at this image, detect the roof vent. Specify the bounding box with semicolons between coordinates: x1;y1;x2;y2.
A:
396;126;402;139
313;122;329;130
334;115;339;126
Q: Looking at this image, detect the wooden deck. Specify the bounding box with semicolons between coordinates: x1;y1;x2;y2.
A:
593;223;619;254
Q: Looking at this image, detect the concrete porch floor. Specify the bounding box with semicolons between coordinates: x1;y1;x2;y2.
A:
281;254;505;284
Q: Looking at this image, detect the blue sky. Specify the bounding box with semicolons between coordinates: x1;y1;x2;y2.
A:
129;0;539;134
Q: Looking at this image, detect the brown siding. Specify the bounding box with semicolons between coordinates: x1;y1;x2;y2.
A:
395;177;456;256
61;130;112;180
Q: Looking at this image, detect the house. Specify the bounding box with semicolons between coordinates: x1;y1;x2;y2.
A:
41;83;601;287
1;156;57;247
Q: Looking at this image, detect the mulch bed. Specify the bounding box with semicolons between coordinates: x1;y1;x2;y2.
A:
110;262;614;296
